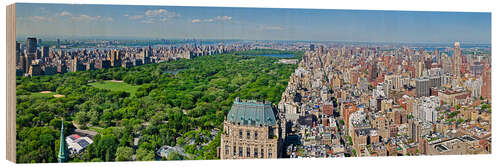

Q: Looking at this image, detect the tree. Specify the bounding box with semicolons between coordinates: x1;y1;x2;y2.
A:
115;146;134;161
136;148;155;161
351;149;357;157
167;152;183;160
407;114;414;119
74;111;89;127
90;134;119;161
91;158;103;162
38;112;54;124
88;110;100;126
457;118;465;124
100;111;113;127
16;52;299;162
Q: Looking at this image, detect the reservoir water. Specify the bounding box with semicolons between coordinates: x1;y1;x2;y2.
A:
244;54;296;58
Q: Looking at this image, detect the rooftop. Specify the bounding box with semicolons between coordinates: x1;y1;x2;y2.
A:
226;98;277;126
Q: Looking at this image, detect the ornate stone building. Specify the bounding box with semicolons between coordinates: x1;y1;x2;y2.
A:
220;98;283;159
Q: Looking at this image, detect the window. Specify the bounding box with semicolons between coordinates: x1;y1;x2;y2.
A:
268;149;273;158
239;147;243;157
246;147;250;157
233;146;236;156
239;130;242;139
254;148;258;158
254;131;258;140
225;145;230;155
246;131;250;139
261;149;264;158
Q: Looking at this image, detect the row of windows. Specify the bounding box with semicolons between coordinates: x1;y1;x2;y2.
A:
239;130;259;140
225;145;272;158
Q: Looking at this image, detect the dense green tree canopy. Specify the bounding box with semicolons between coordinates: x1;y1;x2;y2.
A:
16;50;301;163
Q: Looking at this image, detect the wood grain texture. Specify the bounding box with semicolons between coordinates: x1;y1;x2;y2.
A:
6;3;17;163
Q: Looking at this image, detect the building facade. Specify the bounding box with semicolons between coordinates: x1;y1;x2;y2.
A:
220;98;282;159
416;77;430;97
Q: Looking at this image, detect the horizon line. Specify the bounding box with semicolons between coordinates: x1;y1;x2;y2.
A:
14;36;492;45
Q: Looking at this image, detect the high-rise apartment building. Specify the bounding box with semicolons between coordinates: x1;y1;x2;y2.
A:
416;77;431;97
309;44;315;51
26;37;37;54
15;42;20;64
370;56;378;82
25;37;37;73
110;50;122;67
41;46;49;59
453;42;462;77
481;66;491;100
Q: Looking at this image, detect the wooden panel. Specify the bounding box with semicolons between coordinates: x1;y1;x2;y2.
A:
6;3;17;163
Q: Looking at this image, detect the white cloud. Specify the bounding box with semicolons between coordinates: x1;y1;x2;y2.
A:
27;16;54;22
60;11;72;17
136;9;179;24
57;11;112;22
66;14;113;22
145;9;179;18
191;16;232;23
124;14;144;20
128;15;144;20
215;16;232;21
145;9;166;17
71;14;100;21
258;25;285;31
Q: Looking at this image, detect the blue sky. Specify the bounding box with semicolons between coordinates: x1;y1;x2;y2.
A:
16;3;491;43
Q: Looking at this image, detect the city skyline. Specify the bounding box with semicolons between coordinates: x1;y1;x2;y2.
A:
9;2;492;162
16;3;491;43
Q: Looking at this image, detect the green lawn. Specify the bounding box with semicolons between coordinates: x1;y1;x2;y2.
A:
88;80;140;96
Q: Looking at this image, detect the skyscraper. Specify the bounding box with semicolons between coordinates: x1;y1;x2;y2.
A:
41;46;49;59
370;56;378;82
72;57;85;72
434;48;440;64
37;38;42;47
26;37;37;54
416;77;431;97
110;50;122;67
481;65;491;100
25;37;37;73
15;42;20;65
453;42;462;77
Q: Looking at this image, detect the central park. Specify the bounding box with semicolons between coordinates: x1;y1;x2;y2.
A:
15;49;303;163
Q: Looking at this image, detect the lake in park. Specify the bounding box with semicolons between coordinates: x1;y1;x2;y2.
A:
244;54;296;58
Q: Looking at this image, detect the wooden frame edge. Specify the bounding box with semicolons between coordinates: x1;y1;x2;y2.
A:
6;3;17;163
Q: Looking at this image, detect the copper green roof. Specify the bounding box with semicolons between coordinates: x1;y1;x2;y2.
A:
58;119;68;163
226;100;277;126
